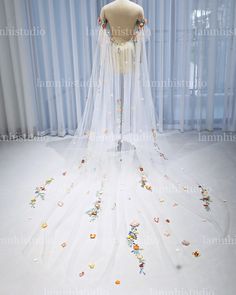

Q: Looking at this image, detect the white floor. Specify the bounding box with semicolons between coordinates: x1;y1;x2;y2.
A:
0;131;236;295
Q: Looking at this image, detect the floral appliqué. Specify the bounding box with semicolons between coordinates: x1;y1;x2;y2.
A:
86;179;105;221
152;128;168;160
98;16;111;36
139;167;152;191
98;16;147;42
98;16;108;29
86;193;102;221
127;221;146;275
135;18;147;31
198;184;212;211
30;178;54;208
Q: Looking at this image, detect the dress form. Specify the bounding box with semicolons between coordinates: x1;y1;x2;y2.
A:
100;0;144;43
99;1;145;152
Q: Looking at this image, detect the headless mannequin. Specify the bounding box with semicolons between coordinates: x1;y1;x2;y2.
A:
100;0;144;43
99;0;145;152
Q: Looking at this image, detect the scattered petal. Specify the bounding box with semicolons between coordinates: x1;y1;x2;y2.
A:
79;272;85;277
164;231;170;237
198;185;212;211
182;240;190;246
136;254;143;260
127;222;146;274
90;234;96;239
145;185;152;191
57;201;64;207
88;263;95;269
153;217;159;223
41;223;48;229
61;242;67;248
115;280;121;285
192;250;201;257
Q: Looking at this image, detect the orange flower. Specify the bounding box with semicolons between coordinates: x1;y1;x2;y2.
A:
115;280;121;285
133;244;139;251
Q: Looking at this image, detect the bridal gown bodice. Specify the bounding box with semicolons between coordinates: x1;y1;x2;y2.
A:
23;14;229;286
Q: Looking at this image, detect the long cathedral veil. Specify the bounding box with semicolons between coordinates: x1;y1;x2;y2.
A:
23;17;229;283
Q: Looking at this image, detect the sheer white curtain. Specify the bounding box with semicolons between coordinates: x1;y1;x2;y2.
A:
0;0;235;139
0;0;37;139
143;0;236;132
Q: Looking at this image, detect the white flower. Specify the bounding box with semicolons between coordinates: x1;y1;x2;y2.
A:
130;220;140;227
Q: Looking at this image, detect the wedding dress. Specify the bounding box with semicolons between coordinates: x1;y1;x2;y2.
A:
23;13;229;286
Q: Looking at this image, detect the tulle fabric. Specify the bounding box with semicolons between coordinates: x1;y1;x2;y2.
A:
23;25;229;284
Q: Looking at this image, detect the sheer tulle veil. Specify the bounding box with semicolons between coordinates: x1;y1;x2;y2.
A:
23;16;229;283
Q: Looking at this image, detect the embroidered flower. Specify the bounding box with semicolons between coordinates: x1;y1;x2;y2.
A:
41;222;48;229
86;180;105;221
98;16;108;29
164;231;171;237
127;222;146;275
130;221;140;227
192;250;201;257
138;167;152;191
57;201;64;207
88;263;95;269
135;18;147;31
30;178;54;208
153;217;159;223
151;129;168;160
198;185;212;211
182;240;190;246
115;280;121;285
61;242;67;248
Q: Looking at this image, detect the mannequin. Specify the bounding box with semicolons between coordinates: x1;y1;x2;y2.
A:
99;0;146;152
100;0;144;43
